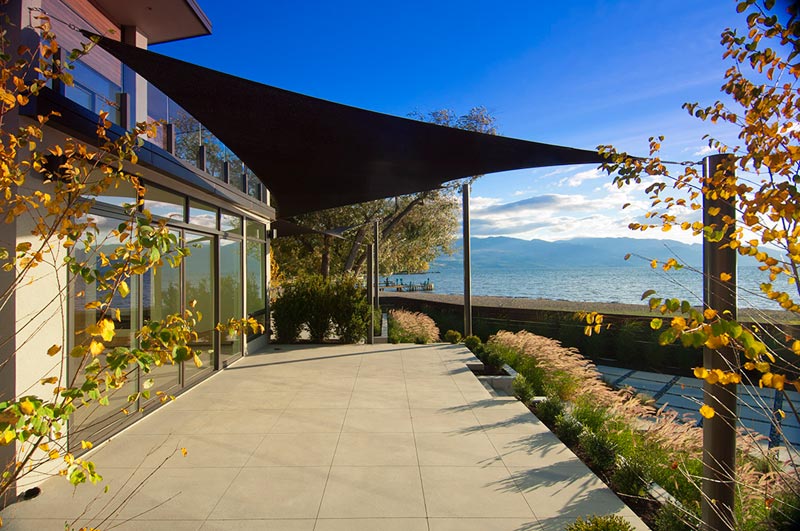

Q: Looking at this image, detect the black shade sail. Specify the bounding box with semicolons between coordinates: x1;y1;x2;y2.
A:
272;218;347;239
87;32;604;218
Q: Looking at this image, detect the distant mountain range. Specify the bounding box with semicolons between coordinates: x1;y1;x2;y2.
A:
433;237;707;270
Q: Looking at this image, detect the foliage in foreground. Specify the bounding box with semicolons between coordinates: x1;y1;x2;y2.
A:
565;515;635;531
486;330;800;530
0;17;261;499
388;309;440;344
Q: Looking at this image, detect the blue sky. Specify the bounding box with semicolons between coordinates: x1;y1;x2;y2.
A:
154;0;747;242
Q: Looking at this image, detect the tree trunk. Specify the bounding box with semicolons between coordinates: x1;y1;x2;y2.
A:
320;234;332;279
344;225;368;272
351;193;427;273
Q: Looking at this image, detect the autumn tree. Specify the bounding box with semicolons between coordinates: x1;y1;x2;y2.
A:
272;106;496;279
594;1;800;529
0;15;258;502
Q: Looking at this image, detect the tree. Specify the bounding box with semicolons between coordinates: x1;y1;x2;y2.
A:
0;15;259;501
272;106;496;279
594;1;800;529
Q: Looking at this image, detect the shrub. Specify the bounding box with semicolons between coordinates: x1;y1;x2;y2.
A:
573;396;612;433
611;459;648;497
653;503;695;531
565;515;635;531
533;397;565;426
463;335;482;352
388;309;440;343
579;430;617;473
271;283;307;343
329;275;371;343
444;329;462;344
301;275;333;342
512;374;534;404
555;412;583;447
483;350;505;374
373;308;383;336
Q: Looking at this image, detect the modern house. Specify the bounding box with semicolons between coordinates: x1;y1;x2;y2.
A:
2;0;275;490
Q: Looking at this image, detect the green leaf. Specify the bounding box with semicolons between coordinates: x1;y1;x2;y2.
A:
641;289;657;300
650;318;663;330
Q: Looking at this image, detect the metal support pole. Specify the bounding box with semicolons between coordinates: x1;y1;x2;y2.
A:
222;161;231;185
197;145;207;173
462;183;473;337
165;123;176;155
701;154;737;531
116;92;130;130
366;244;374;345
373;221;380;310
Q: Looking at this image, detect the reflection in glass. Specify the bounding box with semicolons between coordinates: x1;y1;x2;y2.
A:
96;178;137;209
220;239;243;365
143;185;185;221
189;200;217;229
184;231;215;380
246;220;266;240
220;211;242;234
246;240;266;333
70;215;138;443
142;230;181;393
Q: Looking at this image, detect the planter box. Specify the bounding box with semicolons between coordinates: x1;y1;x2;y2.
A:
470;363;518;395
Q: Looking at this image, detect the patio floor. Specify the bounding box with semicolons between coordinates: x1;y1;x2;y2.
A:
1;343;649;531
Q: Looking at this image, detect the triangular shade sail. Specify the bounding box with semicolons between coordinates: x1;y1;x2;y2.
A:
87;32;605;218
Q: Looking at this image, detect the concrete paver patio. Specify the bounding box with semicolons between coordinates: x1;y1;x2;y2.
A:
1;343;649;530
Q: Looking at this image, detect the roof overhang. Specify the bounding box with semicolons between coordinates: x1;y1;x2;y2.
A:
88;0;211;44
87;33;605;218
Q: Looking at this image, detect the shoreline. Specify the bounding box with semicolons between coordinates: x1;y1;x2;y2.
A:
384;291;798;323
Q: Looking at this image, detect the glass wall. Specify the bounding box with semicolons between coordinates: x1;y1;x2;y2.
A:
141;230;182;394
70;214;139;445
220;238;243;366
184;231;216;381
246;239;267;335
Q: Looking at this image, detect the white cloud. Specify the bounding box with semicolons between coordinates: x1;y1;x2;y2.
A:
694;145;716;156
557;168;605;188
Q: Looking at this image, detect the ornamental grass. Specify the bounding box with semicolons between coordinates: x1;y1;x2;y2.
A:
388;309;440;344
487;329;800;530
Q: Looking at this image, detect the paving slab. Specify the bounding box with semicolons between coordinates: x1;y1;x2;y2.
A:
2;343;649;530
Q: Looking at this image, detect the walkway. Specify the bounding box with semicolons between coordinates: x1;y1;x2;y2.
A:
2;343;649;530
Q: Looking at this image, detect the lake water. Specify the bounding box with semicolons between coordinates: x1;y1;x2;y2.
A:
387;264;783;310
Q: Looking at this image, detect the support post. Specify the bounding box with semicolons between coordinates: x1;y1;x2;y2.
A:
701;154;737;531
373;221;380;310
165;123;176;155
222;161;231;185
366;244;374;345
116;92;130;130
197;145;207;173
462;183;472;337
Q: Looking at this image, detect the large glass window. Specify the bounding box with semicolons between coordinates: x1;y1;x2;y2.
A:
184;231;216;380
221;211;242;234
65;61;121;124
220;238;243;366
246;239;266;334
141;230;182;394
95;179;138;209
70;215;139;446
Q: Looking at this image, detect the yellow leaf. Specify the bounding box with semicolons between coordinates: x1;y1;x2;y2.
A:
708;206;721;216
181;447;188;457
703;308;717;320
47;344;61;356
650;259;658;269
2;430;15;445
98;319;115;342
700;405;715;419
48;450;60;460
40;377;58;385
89;340;105;356
118;280;129;298
694;367;709;379
192;353;203;368
80;440;93;450
720;272;732;282
19;400;35;416
114;308;121;322
791;340;800;356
